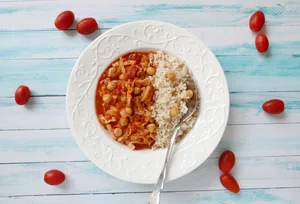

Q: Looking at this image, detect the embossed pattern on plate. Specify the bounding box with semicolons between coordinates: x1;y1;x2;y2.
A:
66;21;230;184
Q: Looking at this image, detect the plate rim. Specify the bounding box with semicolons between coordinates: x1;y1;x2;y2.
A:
66;20;230;184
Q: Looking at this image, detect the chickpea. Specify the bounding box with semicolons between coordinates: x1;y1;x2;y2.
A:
103;94;112;103
147;123;157;133
186;90;194;99
136;78;149;86
134;87;141;95
112;62;119;67
117;136;125;142
146;67;156;76
127;141;135;150
108;67;117;77
170;107;179;117
119;74;126;80
120;118;129;126
107;82;116;91
142;61;148;68
165;70;176;81
120;95;127;103
125;107;133;116
113;128;123;137
110;105;118;112
137;70;144;77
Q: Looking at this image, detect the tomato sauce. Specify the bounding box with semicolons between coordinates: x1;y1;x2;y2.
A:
95;52;157;150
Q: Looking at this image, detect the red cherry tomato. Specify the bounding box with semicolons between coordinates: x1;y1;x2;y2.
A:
262;99;285;114
126;65;139;80
255;34;269;53
44;169;65;186
54;10;75;30
76;18;98;35
219;150;236;173
15;85;30;105
249;10;265;32
220;173;240;193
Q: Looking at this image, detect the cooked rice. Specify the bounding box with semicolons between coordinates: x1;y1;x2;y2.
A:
149;51;198;149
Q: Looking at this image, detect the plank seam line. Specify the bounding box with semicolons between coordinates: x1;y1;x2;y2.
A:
1;54;300;61
0;128;70;132
1;155;300;165
1;95;66;99
1;90;300;99
0;28;109;33
3;186;300;198
227;122;300;126
2;53;300;61
1;122;300;132
0;160;88;165
0;0;56;2
1;24;300;32
0;57;78;60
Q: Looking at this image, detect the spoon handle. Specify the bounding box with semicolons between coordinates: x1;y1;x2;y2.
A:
147;126;181;204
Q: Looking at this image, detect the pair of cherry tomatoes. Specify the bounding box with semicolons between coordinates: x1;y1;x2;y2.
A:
249;11;269;53
54;10;98;35
219;150;240;193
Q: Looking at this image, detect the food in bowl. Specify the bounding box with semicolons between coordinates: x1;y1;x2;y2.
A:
95;51;198;150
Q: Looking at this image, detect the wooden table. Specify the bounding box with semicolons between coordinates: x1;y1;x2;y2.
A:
1;0;300;203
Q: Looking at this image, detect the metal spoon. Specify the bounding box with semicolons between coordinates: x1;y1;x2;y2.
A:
147;77;198;204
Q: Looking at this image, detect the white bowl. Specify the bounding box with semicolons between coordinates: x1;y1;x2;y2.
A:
66;21;229;184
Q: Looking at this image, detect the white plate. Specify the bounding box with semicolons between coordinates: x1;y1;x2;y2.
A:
66;21;229;184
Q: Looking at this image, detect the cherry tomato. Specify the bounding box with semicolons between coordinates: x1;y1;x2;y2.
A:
249;10;265;32
76;18;98;35
219;150;236;173
126;65;139;80
54;10;75;30
15;85;30;105
255;34;269;53
220;173;240;193
262;99;285;114
44;169;65;186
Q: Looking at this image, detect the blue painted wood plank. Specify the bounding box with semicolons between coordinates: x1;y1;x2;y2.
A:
0;92;299;130
0;129;87;163
0;156;299;196
0;59;74;97
1;188;299;204
1;54;299;97
0;26;299;60
1;124;300;163
0;0;300;30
